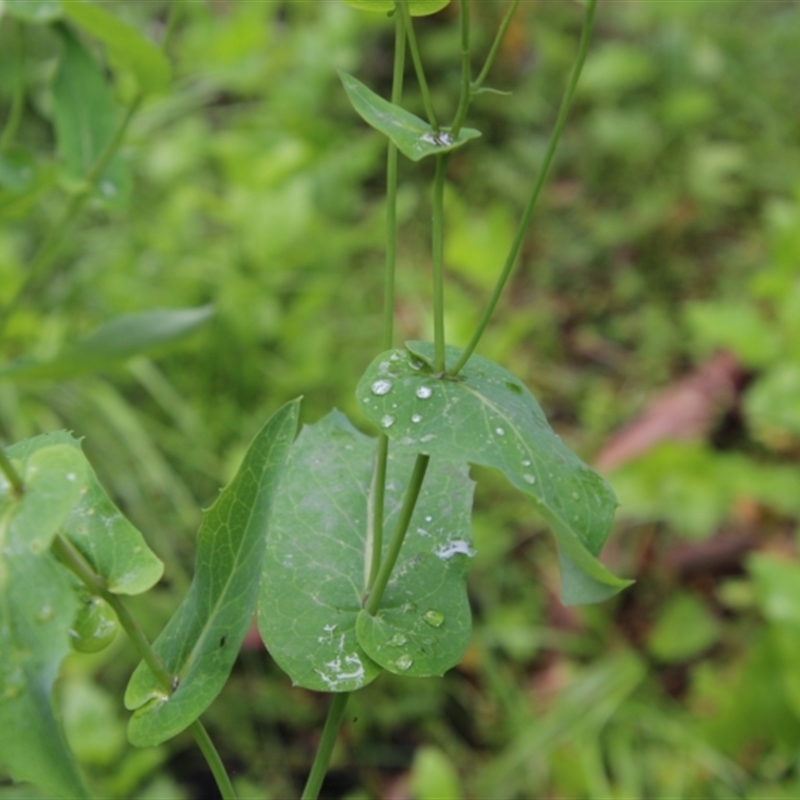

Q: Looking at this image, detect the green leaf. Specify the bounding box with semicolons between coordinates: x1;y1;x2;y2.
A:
1;443;90;798
3;0;62;22
63;1;171;94
339;72;481;162
124;399;300;747
356;343;631;605
6;432;163;595
52;26;128;195
258;411;475;690
1;306;215;382
340;0;450;15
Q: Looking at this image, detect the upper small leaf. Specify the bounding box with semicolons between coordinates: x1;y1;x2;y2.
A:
125;400;300;747
340;72;480;162
341;0;450;15
356;343;632;605
63;0;171;94
52;26;128;196
0;306;215;382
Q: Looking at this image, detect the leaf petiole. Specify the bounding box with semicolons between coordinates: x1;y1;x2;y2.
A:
50;534;238;800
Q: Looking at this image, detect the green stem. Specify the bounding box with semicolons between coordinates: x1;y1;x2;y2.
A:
432;155;448;373
0;445;24;497
450;0;597;376
51;534;238;800
383;14;405;351
398;2;439;131
0;19;25;153
365;454;430;616
368;14;407;594
301;692;350;800
450;0;471;139
367;434;389;591
472;0;521;94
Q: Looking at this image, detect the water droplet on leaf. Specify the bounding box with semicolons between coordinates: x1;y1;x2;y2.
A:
395;654;413;671
495;427;505;436
416;386;433;399
380;414;395;429
371;379;393;396
523;474;536;485
388;633;408;647
423;609;445;628
411;414;422;423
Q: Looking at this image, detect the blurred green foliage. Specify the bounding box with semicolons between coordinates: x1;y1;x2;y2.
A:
2;0;800;797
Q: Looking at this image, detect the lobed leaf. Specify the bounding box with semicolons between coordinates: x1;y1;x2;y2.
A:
340;72;480;162
125;399;301;747
63;0;171;94
258;411;475;690
52;26;128;196
6;432;163;595
0;306;215;382
356;343;631;605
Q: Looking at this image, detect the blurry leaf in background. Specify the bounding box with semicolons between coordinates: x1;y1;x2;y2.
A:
744;363;800;448
749;554;800;720
686;301;781;369
0;306;215;382
52;26;129;199
62;1;171;94
647;592;720;663
2;0;62;23
409;746;463;800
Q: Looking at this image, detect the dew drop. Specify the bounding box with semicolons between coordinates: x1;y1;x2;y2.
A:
495;427;505;436
416;386;433;400
409;358;424;371
411;414;422;423
380;414;396;429
388;633;408;647
523;474;536;485
423;609;444;628
395;654;414;672
424;515;433;523
371;379;393;396
521;459;532;467
420;434;437;443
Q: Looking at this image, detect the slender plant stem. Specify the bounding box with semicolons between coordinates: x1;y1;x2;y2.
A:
365;454;430;615
398;3;439;131
0;20;25;153
301;692;350;800
0;446;24;497
431;155;449;373
472;0;521;94
450;0;598;376
368;15;407;594
383;15;405;352
367;434;389;591
450;0;472;139
50;534;238;800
